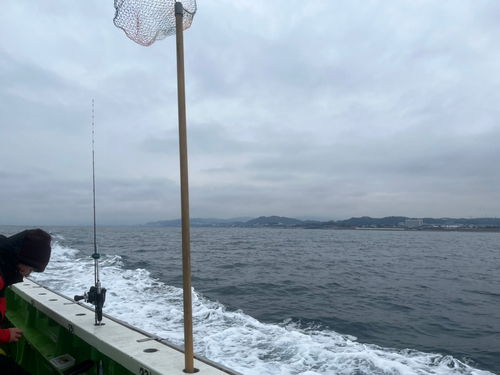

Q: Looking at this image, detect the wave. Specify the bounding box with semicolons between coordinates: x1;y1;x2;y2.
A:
30;241;496;375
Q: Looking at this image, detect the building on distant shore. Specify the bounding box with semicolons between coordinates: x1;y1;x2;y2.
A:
405;219;423;228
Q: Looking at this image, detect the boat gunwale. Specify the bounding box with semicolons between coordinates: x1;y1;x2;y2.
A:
8;278;243;375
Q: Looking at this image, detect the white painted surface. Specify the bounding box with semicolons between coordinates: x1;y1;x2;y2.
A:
11;280;239;375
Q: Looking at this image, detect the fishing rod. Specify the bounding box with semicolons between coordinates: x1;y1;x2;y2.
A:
74;99;106;326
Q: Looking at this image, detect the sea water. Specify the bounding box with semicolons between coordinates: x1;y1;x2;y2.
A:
1;225;498;375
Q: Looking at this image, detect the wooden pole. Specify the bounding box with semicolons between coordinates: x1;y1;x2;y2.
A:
175;2;196;373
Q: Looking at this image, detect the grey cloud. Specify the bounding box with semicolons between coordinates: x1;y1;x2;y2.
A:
1;1;499;225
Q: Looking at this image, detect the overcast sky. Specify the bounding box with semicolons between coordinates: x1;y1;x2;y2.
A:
1;1;499;226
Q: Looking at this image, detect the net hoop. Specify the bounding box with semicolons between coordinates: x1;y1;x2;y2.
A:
113;0;197;46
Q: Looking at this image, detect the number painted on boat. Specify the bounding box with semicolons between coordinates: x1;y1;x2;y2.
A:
139;367;151;375
68;323;74;333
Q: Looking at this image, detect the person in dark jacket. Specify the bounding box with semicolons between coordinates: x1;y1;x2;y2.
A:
0;229;52;374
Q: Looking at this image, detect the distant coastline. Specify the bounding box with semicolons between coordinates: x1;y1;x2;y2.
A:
144;215;500;231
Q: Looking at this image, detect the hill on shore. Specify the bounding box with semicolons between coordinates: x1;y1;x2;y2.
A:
145;215;500;228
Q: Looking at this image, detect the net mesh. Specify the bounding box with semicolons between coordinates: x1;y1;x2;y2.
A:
113;0;197;47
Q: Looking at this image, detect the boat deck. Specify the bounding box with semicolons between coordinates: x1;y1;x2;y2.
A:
5;279;242;375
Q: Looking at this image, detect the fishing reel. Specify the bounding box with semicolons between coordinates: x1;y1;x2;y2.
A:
74;285;107;325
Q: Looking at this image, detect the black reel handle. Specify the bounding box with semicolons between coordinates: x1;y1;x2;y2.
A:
73;286;107;324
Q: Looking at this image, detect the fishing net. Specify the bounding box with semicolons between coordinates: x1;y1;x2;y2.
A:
113;0;197;47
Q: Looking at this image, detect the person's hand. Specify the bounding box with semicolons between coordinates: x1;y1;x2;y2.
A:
8;328;23;343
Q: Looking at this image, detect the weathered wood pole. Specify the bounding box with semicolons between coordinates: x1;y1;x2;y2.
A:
175;2;196;373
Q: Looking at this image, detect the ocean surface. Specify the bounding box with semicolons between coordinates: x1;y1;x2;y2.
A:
1;225;498;375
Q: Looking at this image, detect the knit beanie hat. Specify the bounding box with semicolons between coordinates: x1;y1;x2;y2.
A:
17;229;52;272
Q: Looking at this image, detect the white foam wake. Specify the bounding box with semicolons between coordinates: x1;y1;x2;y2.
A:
30;241;495;375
